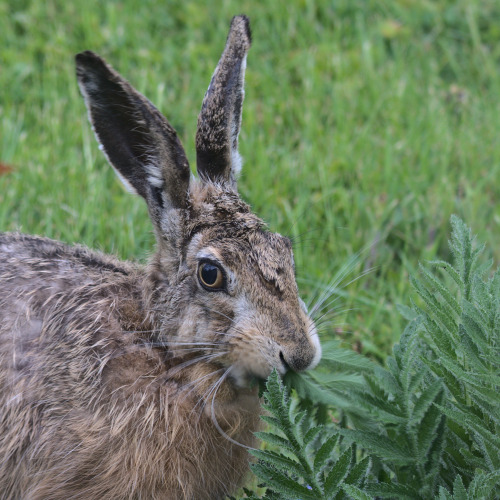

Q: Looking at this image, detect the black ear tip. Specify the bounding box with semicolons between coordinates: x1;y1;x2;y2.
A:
75;51;106;72
231;14;252;45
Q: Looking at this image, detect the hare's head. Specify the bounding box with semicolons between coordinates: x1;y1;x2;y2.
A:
76;16;321;387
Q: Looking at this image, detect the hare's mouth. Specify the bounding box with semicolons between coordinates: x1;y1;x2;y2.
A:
226;356;288;389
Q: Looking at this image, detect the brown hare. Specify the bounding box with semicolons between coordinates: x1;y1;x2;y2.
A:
0;15;321;499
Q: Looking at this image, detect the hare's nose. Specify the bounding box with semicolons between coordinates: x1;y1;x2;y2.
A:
279;348;314;373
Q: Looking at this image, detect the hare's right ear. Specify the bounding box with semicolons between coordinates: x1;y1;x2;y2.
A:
75;51;191;220
195;15;251;189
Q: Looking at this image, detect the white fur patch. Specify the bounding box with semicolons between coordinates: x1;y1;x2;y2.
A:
230;55;246;180
113;167;138;194
144;163;164;188
307;322;322;370
299;298;322;369
231;150;243;179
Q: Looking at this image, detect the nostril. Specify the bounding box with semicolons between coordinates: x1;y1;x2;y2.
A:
279;351;291;372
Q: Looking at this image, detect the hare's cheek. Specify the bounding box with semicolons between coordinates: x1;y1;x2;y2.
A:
227;335;275;387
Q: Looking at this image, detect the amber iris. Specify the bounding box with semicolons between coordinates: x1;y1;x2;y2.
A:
198;262;224;289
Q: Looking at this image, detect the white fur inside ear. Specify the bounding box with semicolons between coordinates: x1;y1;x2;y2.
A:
231;150;243;178
113;166;138;194
97;136;137;194
144;163;164;188
227;54;246;181
95;134;138;195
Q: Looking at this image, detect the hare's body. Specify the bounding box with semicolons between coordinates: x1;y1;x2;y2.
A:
0;16;320;499
0;233;257;499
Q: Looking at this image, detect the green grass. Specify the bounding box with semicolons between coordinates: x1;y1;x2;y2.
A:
1;0;500;358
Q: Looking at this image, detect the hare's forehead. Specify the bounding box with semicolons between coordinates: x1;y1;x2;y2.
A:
247;232;296;290
247;231;294;268
188;230;295;272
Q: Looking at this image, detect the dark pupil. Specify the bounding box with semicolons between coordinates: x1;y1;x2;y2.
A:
202;264;218;285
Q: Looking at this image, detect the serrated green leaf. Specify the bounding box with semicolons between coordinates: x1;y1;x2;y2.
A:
438;404;500;449
342;483;373;500
320;340;377;372
375;363;403;398
250;449;305;478
350;390;407;424
467;470;500;498
293;409;308;446
429;259;462;287
420;356;465;404
417;396;445;461
260;415;281;429
339;430;412;465
250;462;317;500
285;371;360;411
314;433;339;473
303;426;322;447
308;371;366;390
476;435;500;471
452;475;467;500
407;366;427;395
411;379;443;425
461;312;490;353
344;456;371;487
324;446;352;497
399;315;424;354
421;315;456;361
364;482;417;499
400;332;424;390
458;447;487;470
255;432;294;453
472;393;500;428
423;412;446;478
437;486;454;500
411;275;457;336
396;303;418;321
457;325;488;372
418;262;461;317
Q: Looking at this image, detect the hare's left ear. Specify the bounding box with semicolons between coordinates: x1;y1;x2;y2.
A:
195;15;251;189
75;51;191;216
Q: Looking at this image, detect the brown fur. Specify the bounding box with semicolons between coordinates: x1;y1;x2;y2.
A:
0;16;320;499
0;232;259;499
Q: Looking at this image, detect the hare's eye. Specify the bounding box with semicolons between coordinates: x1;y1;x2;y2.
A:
198;262;225;290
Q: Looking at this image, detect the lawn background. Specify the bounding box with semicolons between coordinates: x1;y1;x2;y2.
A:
1;0;500;359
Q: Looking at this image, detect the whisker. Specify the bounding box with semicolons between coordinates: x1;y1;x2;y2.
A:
165;352;226;379
309;265;375;319
145;342;222;350
310;295;344;319
209;367;256;451
313;306;358;326
303;246;374;312
203;307;237;326
181;367;226;405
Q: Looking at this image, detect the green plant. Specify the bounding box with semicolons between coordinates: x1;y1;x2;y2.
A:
247;371;371;500
247;217;500;499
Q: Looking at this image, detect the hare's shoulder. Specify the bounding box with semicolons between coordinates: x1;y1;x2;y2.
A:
0;232;143;341
0;232;137;280
0;232;149;384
